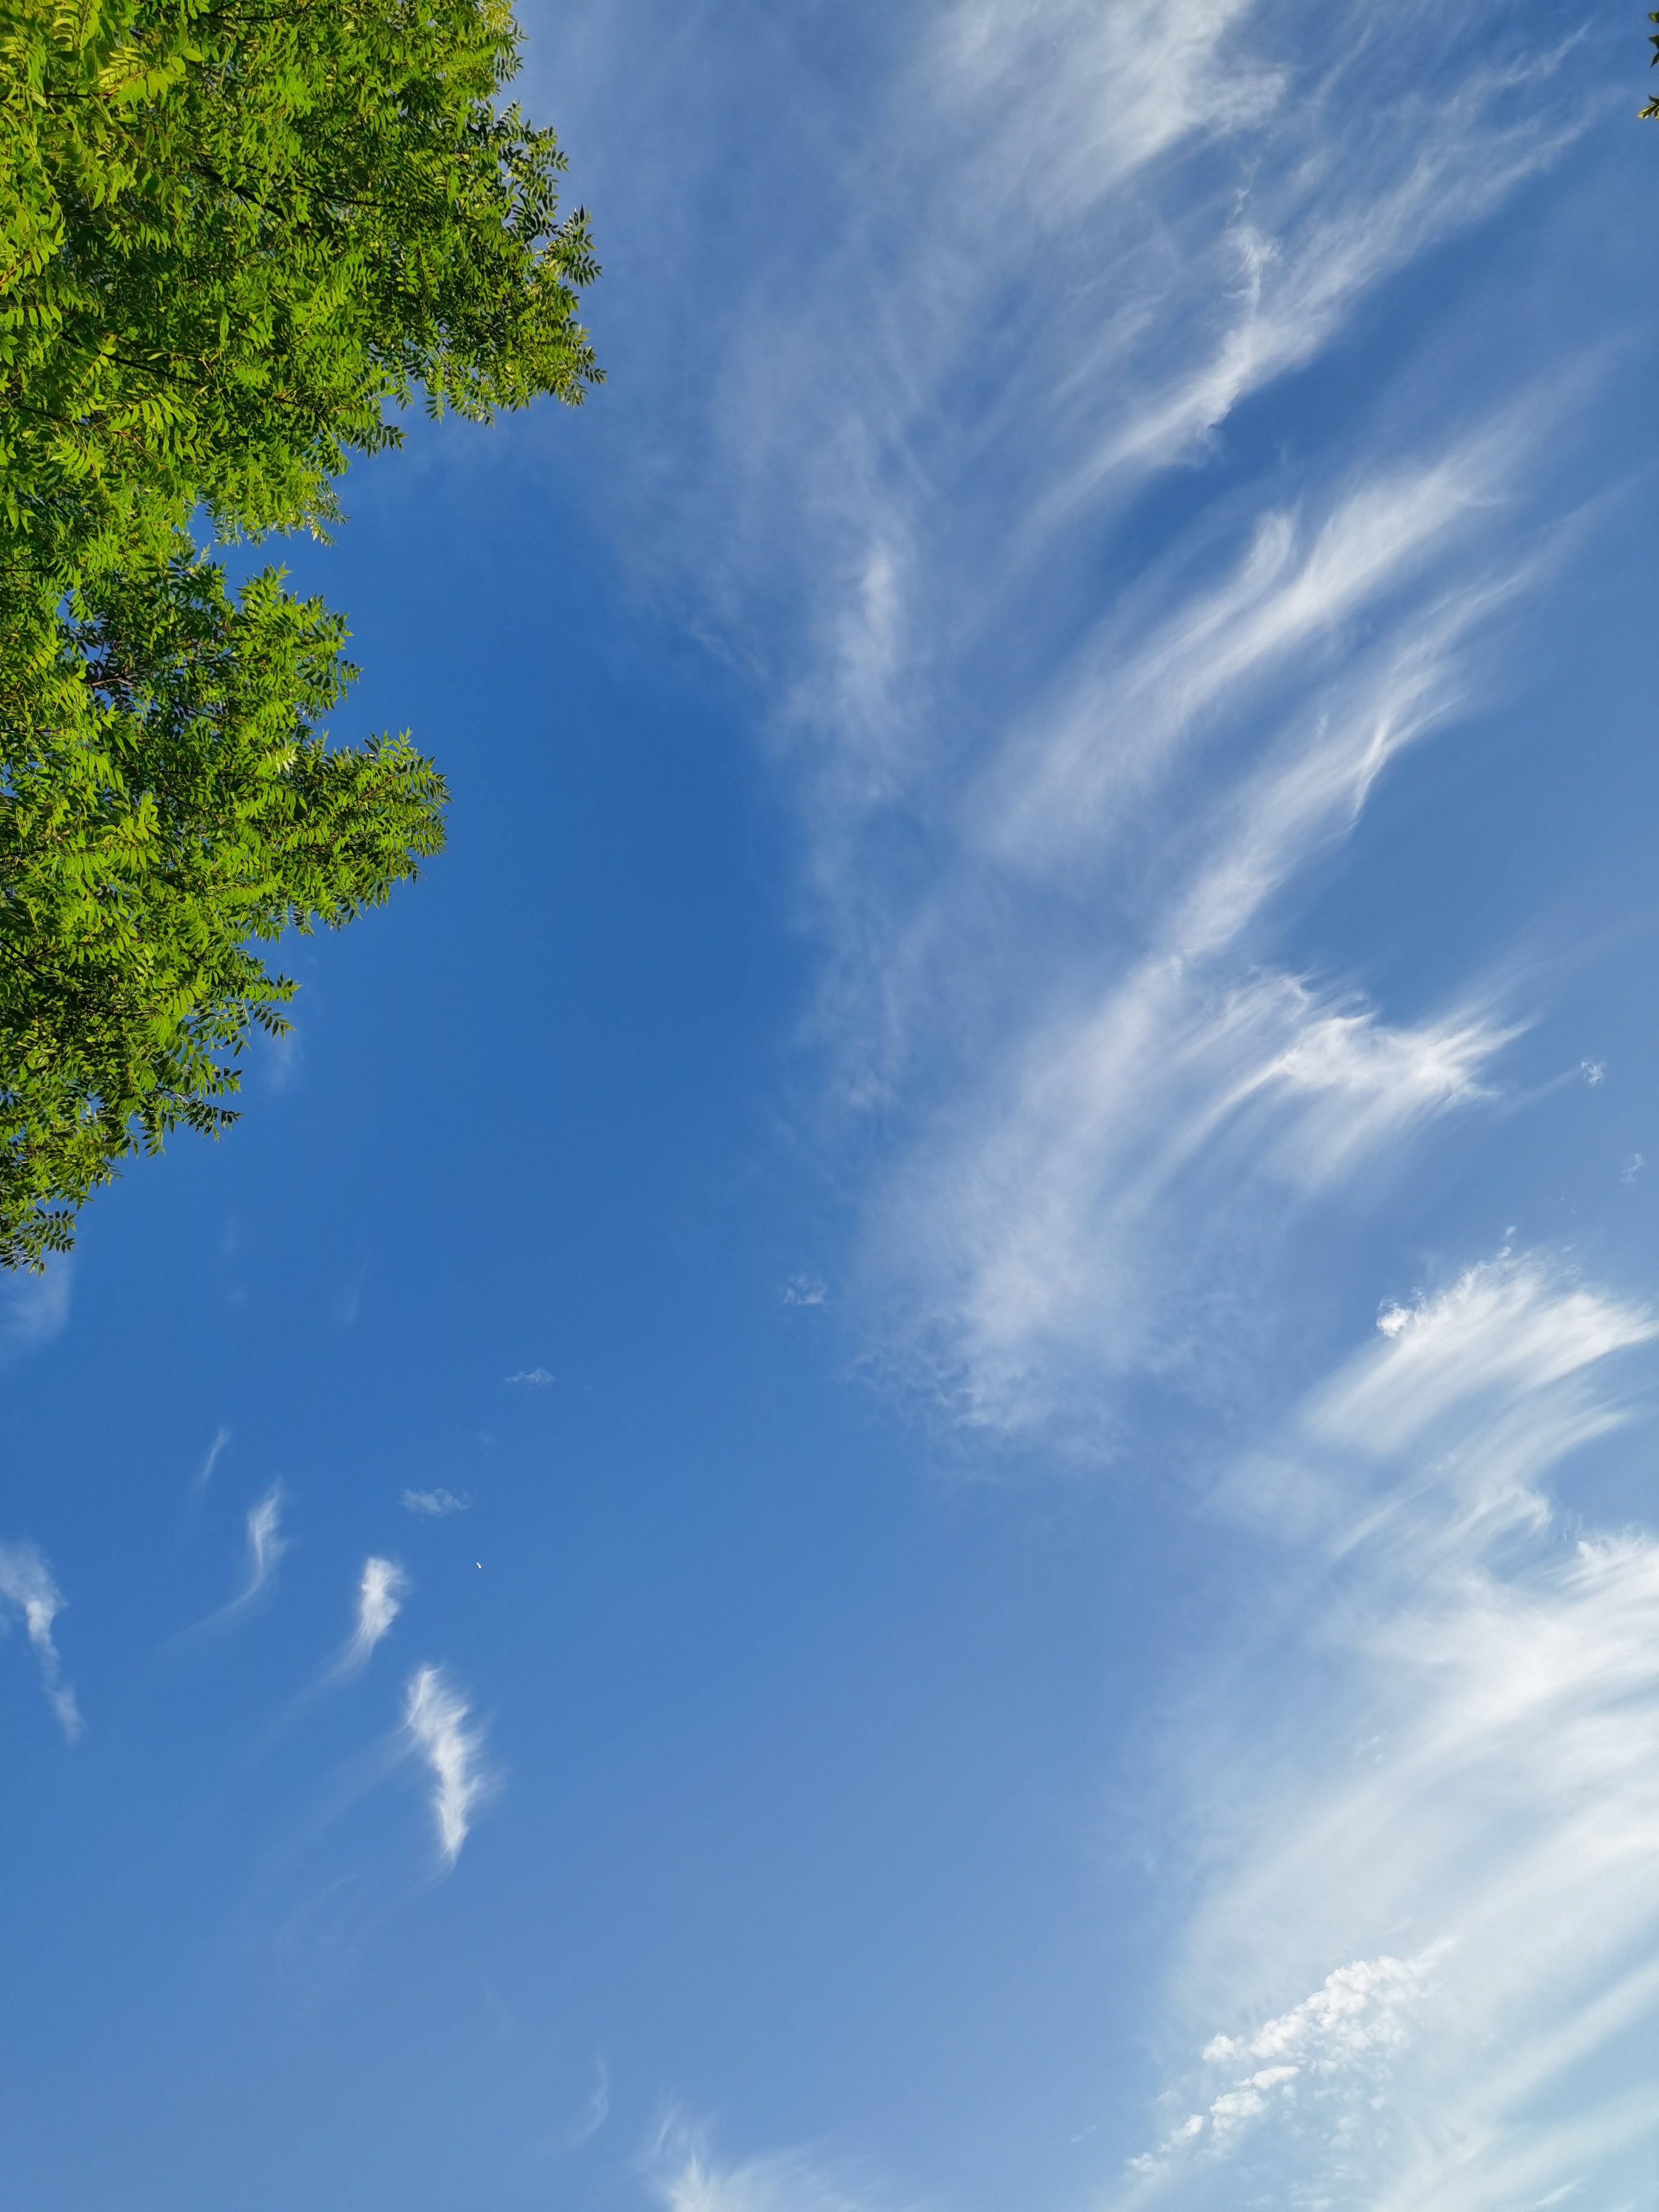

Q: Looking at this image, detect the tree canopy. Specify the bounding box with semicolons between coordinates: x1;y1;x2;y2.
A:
0;0;598;1264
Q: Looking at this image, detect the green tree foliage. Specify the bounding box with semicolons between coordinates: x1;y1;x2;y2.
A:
1647;13;1659;117
0;0;598;1264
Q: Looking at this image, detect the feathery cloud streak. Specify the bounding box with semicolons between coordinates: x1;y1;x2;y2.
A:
182;1486;290;1643
240;1486;287;1602
657;2140;886;2212
403;1666;490;1863
1119;1257;1659;2205
0;1540;84;1740
532;0;1580;1436
513;0;1640;2193
193;1424;231;1495
336;1558;407;1676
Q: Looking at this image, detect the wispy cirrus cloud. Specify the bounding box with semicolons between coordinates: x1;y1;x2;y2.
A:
824;369;1554;1430
1308;1257;1654;1472
192;1424;232;1495
849;423;1542;1430
532;0;1575;1443
652;2130;890;2212
667;1;1572;749
976;448;1511;873
335;1558;408;1677
186;1486;290;1640
1121;1255;1659;2205
565;2057;609;2150
869;966;1512;1431
403;1666;491;1863
0;1261;73;1364
400;1487;470;1517
515;1;1635;2194
0;1540;84;1740
1042;51;1579;504
243;1555;412;1764
240;1486;288;1602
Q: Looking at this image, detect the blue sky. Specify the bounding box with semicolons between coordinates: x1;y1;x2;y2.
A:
4;4;1658;2207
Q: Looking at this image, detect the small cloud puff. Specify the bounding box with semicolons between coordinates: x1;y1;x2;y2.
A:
0;1540;84;1740
782;1275;828;1307
400;1487;470;1517
1580;1060;1606;1085
506;1367;554;1387
1376;1299;1419;1339
1622;1152;1645;1185
403;1665;491;1863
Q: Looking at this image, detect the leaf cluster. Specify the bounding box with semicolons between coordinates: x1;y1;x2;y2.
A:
1;0;599;559
0;554;444;1264
0;0;597;1262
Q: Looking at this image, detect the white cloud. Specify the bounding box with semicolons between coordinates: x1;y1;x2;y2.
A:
400;1487;470;1517
1201;1946;1444;2086
179;1486;296;1646
193;1424;232;1495
507;2;1649;2199
514;0;1576;1446
0;1540;84;1740
511;1;1638;2199
846;412;1544;1434
241;1486;288;1601
1121;1255;1659;2205
262;1020;302;1091
506;1367;555;1387
177;1484;292;1642
867;964;1509;1432
613;49;1549;1440
1068;89;1575;500
935;0;1277;223
0;1261;73;1362
658;2145;890;2212
403;1666;490;1863
336;1558;407;1675
1305;1255;1655;1466
980;457;1498;872
568;2057;609;2148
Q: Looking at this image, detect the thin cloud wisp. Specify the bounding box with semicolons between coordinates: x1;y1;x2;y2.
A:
403;1665;491;1865
0;1538;84;1740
